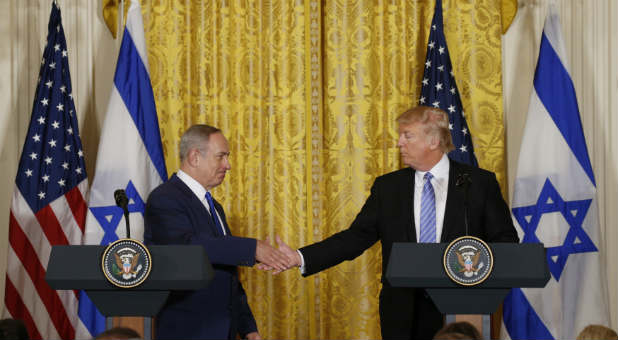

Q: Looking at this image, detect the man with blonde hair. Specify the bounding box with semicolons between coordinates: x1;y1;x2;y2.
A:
275;106;519;339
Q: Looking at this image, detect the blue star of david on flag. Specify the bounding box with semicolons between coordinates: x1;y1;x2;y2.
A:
512;179;597;281
89;180;145;245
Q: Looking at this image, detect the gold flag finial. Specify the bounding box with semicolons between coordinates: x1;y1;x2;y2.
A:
102;0;130;38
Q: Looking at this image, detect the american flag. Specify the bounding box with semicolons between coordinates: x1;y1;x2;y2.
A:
3;3;90;339
419;0;478;166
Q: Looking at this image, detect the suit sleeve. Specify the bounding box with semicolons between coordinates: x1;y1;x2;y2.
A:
482;173;520;243
299;179;382;276
145;189;257;267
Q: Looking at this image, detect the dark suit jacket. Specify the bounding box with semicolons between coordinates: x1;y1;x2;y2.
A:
299;159;519;338
144;174;258;340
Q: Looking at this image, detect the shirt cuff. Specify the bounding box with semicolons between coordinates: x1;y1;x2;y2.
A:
297;249;306;274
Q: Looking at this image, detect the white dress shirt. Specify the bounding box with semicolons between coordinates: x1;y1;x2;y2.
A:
177;169;227;235
413;153;449;242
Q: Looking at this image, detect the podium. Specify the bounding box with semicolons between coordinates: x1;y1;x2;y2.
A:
46;244;213;335
386;242;549;337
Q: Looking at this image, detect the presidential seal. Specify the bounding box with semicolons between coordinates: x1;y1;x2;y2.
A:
101;238;152;288
443;236;493;286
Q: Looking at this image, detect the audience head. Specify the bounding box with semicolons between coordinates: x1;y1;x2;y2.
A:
433;321;481;340
0;319;29;340
94;326;141;340
576;324;618;340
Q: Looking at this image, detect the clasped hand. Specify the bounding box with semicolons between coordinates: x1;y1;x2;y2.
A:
255;236;300;274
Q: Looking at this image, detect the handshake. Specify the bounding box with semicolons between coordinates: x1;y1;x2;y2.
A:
254;236;302;274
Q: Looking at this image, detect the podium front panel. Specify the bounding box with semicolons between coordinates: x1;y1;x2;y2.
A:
386;242;549;288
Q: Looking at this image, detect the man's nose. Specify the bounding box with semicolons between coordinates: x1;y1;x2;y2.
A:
397;135;404;147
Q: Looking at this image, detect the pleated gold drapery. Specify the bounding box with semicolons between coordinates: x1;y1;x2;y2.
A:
129;0;514;338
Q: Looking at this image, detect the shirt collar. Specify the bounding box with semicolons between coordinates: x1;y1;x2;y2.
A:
177;169;208;200
414;153;449;184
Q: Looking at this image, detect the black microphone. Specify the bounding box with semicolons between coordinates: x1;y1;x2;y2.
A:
114;189;131;239
456;173;472;236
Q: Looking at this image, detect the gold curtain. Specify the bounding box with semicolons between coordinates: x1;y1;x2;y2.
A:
136;0;511;338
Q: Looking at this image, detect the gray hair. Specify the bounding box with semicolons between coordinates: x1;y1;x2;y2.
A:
179;125;221;163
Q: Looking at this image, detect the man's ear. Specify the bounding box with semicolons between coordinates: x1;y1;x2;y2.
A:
187;148;200;167
429;134;440;150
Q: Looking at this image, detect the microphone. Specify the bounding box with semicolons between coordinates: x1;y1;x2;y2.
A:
114;189;131;239
456;173;471;187
456;173;472;236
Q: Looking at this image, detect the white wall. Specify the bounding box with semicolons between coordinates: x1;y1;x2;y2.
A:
503;0;618;328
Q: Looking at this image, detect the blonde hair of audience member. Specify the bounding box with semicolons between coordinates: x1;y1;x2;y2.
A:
94;326;141;340
433;321;481;340
576;324;618;340
396;106;455;154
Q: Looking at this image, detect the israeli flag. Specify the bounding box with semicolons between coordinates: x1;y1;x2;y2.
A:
501;6;608;340
77;0;167;337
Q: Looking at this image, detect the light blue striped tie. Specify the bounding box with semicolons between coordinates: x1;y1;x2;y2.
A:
419;172;436;243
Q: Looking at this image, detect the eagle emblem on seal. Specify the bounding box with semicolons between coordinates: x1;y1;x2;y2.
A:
114;252;142;279
455;246;484;277
443;236;493;286
102;238;152;288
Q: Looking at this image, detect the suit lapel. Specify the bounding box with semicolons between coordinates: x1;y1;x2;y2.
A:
401;168;417;242
441;160;464;242
212;199;232;236
171;174;224;236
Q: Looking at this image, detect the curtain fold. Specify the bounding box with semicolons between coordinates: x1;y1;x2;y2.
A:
140;0;511;338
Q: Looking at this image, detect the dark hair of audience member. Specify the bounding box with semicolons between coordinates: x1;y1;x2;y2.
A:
0;319;29;340
576;324;618;340
433;321;482;340
94;326;141;340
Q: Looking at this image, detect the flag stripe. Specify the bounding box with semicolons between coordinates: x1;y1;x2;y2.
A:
8;212;75;339
503;288;554;340
6;245;61;340
533;32;595;186
113;30;167;182
35;205;70;246
65;183;88;233
50;188;85;247
10;191;53;273
77;290;105;338
4;278;44;340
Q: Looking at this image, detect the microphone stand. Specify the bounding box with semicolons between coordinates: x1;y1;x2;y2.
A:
114;189;131;239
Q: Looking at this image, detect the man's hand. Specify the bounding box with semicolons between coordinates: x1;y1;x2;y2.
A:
255;237;292;272
246;331;261;340
256;236;301;274
276;235;302;267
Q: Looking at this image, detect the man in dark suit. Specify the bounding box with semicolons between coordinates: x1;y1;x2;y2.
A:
272;106;519;339
144;125;291;340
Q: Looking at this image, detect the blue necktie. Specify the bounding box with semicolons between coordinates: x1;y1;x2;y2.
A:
205;191;225;235
419;172;436;243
